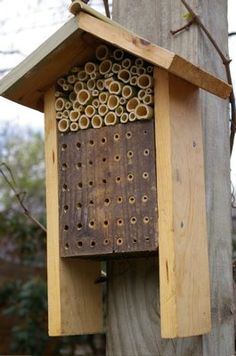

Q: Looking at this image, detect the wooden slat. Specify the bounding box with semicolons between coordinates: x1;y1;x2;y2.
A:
154;67;211;338
77;12;231;99
44;87;103;336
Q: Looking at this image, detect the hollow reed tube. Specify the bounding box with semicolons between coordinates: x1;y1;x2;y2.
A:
77;89;92;105
121;58;132;69
113;48;124;61
85;62;98;75
69;91;77;102
74;81;86;93
135;58;144;67
77;70;88;82
92;99;100;108
58;118;70;132
126;97;140;112
143;94;154;105
104;112;117;126
87;79;96;91
79;115;90;129
85;105;96;118
112;63;121;74
99;92;109;104
67;74;76;84
120;112;129;123
98;104;109;117
96;44;110;61
55;97;66;111
135;104;154;119
69;110;80;122
137;74;153;89
117;69;131;84
108;81;124;95
115;106;124;117
128;112;136;122
96;79;104;91
99;59;112;75
91;115;103;128
122;85;136;99
107;95;119;110
70;122;79;132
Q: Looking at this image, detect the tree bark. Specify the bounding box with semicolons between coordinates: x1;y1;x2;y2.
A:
107;1;234;355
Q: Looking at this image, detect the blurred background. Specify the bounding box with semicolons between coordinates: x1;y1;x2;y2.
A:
0;1;235;355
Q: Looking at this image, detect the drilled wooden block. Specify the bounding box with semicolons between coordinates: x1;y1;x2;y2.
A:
58;120;158;257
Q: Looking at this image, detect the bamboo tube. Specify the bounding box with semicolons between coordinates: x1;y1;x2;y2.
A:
129;112;136;122
62;110;70;118
120;112;129;123
69;110;80;122
104;77;114;90
135;58;144;67
65;101;72;110
138;89;146;101
85;62;98;74
122;58;132;69
85;105;96;118
57;78;66;87
130;65;138;75
78;105;84;112
119;97;127;105
98;104;108;116
74;81;86;93
118;69;131;84
146;65;154;74
107;95;119;110
113;48;124;61
77;70;88;81
62;83;73;92
69;91;77;102
112;63;121;74
108;81;124;95
67;74;76;84
56;112;63;120
55;97;66;111
143;94;154;105
104;112;117;126
96;79;104;91
79;115;90;129
104;72;113;79
90;72;102;80
92;89;99;97
99;92;109;104
115;106;124;117
130;76;138;86
87;79;96;91
96;44;110;61
92;99;100;108
55;91;65;98
126;97;140;112
58;118;70;132
91;114;103;129
70;122;79;132
137;74;153;89
73;100;80;110
99;59;112;75
122;85;136;99
77;89;92;105
135;104;154;119
146;88;153;94
137;67;146;75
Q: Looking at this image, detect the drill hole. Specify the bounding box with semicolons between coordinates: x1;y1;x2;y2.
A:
103;179;107;184
104;198;110;206
77;223;82;230
127;151;133;158
62;184;68;191
101;137;107;144
126;131;132;139
89;200;94;206
129;196;135;204
127;173;134;181
142;195;148;203
117;196;123;204
117;218;124;226
104;239;109;245
64;205;69;212
77;182;83;189
117;238;123;245
89;181;93;187
76;142;81;149
89;140;94;146
102;157;107;162
145;236;150;241
133;238;137;243
62;143;67;151
104;220;109;227
116;176;121;183
77;203;82;209
114;133;120;141
77;241;83;248
64;225;69;231
144;149;150;156
89;160;93;166
144;130;147;134
143;216;150;224
130;216;137;224
89;220;95;228
142;172;149;179
76;162;82;169
62;163;67;171
114;155;120;161
90;241;96;247
65;243;69;249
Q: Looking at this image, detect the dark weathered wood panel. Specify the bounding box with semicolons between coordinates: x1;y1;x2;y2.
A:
58;121;158;258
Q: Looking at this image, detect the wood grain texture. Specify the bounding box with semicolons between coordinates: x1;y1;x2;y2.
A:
155;68;211;337
108;1;234;355
44;87;103;336
58;121;158;258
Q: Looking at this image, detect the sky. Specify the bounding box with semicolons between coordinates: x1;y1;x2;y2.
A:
0;0;236;180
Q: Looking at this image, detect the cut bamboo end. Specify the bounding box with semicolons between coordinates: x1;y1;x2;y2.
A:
77;89;92;105
115;106;124;117
78;70;89;82
104;112;117;126
92;99;99;109
92;90;99;97
138;89;146;101
56;112;63;120
62;110;70;118
118;69;131;84
108;81;124;95
70;122;79;132
112;63;121;74
79;115;90;129
137;74;153;89
126;97;140;112
96;79;104;91
130;76;138;86
65;101;72;110
69;110;80;122
122;85;136;99
55;97;66;111
87;79;96;91
107;95;119;110
122;58;132;69
55;91;65;98
71;66;81;73
62;84;73;92
67;74;76;84
98;104;108;117
146;65;154;74
146;88;153;95
69;91;77;102
143;94;154;105
96;44;110;61
90;72;102;80
99;60;112;75
85;105;96;118
74;81;86;93
135;58;144;67
58;118;70;132
137;67;146;75
129;112;136;122
104;77;114;90
113;48;124;61
85;62;98;75
73;100;80;110
120;112;129;123
78;105;84;113
91;114;103;129
119;97;127;106
135;104;154;119
130;65;138;75
57;77;66;87
99;92;109;104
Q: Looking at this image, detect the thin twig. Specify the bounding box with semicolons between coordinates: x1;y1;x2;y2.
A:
103;0;110;18
229;32;236;37
171;0;236;155
0;162;47;233
170;18;195;35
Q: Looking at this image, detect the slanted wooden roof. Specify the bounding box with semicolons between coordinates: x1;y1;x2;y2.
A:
0;0;231;112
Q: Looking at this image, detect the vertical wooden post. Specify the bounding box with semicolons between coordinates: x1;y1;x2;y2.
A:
44;87;103;336
108;0;234;355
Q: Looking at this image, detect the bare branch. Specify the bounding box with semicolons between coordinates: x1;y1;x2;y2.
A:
0;49;25;56
229;32;236;37
103;0;110;18
0;162;47;234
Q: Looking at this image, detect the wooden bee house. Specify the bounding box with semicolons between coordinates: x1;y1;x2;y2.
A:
0;0;231;339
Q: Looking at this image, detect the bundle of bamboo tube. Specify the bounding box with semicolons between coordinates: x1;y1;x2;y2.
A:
55;44;154;133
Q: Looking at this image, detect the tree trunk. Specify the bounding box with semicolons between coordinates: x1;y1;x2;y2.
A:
107;1;234;355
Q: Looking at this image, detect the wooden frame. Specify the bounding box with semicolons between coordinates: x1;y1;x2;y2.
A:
44;87;103;336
